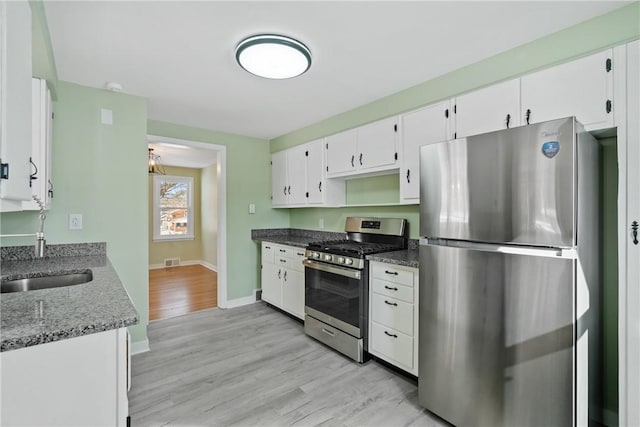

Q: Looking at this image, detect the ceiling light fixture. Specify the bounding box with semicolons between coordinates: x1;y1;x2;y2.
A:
235;34;312;79
148;148;166;175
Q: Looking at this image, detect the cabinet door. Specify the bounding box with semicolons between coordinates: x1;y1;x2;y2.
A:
454;79;521;139
261;262;282;307
357;116;398;171
282;268;304;319
271;150;288;207
326;129;356;176
306;139;324;204
521;49;613;130
400;101;450;202
286;144;307;205
0;1;32;209
24;78;52;211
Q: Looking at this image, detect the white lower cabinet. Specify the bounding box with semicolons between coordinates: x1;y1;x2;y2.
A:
368;261;418;376
0;328;130;426
261;242;306;320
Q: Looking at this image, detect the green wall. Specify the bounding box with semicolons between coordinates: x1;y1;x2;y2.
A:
201;163;218;267
146;120;289;300
601;138;619;416
148;165;203;266
0;81;149;344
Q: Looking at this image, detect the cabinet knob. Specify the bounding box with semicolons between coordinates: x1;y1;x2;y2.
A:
525;109;531;125
318;181;322;192
406;169;410;183
359;153;363;166
505;114;511;128
351;155;355;167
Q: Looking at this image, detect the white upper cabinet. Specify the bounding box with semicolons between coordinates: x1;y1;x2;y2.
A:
24;78;53;211
271;139;345;208
400;101;451;203
521;49;614;130
286;144;307;205
357;116;398;172
326;128;357;176
305;139;325;204
0;1;32;211
453;79;521;139
326;116;399;178
271;150;288;207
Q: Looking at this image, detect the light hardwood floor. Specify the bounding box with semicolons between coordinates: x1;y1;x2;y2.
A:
129;303;448;427
149;265;217;321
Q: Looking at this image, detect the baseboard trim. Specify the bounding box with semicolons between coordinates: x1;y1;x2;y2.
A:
221;291;258;309
130;338;150;355
149;260;217;271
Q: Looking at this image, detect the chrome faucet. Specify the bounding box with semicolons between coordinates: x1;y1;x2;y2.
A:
0;195;47;258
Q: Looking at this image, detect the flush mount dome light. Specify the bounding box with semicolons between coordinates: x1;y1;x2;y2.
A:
235;34;311;79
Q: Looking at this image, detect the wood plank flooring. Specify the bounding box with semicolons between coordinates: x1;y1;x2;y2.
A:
129;303;448;427
149;265;217;321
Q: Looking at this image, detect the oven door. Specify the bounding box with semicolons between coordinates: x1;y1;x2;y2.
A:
303;259;365;338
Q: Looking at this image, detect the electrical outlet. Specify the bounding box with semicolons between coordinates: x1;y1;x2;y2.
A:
69;213;83;230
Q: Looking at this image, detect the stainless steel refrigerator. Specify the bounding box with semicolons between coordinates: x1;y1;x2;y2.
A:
418;117;602;426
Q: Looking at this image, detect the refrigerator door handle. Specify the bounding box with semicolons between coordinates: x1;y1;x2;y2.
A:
420;238;576;259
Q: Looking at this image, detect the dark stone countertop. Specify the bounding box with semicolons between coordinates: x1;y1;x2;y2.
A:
251;228;346;248
1;243;139;352
367;248;419;268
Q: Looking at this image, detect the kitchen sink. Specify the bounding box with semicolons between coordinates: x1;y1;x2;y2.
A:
1;271;94;293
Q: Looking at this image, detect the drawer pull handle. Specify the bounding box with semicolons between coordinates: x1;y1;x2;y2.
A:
279;249;286;252
321;328;335;337
297;252;304;256
384;300;398;307
384;285;398;291
384;270;399;275
280;259;287;263
265;246;271;249
384;331;398;338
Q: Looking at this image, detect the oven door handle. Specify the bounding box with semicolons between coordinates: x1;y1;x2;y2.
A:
303;259;362;280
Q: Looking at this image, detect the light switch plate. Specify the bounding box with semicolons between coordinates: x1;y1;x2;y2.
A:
101;109;113;125
249;203;256;214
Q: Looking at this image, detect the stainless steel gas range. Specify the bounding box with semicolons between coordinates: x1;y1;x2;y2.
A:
303;217;407;362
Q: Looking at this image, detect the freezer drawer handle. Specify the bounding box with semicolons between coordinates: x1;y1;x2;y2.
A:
384;285;398;291
384;300;398;307
384;331;398;338
321;328;335;337
384;270;398;275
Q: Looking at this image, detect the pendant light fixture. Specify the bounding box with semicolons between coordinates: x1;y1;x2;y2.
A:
235;34;312;79
148;148;166;175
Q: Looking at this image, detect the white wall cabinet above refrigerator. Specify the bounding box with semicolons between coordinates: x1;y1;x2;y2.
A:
0;1;32;212
326;116;399;179
521;49;614;130
271;138;345;208
452;79;521;139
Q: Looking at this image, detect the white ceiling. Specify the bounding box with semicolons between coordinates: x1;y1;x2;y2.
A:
45;1;627;144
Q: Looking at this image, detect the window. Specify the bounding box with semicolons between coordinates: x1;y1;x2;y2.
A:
153;175;194;241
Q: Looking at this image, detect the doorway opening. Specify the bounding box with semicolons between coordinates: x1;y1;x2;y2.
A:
147;135;227;320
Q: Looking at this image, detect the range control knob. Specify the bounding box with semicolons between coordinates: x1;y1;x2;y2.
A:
323;254;332;262
345;258;354;265
337;257;345;264
312;252;320;259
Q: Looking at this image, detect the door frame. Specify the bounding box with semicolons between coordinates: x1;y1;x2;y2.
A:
147;134;228;308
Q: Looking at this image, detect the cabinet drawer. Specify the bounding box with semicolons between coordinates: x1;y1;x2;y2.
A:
370;322;414;370
371;263;414;287
261;242;274;264
371;293;414;336
371;278;414;303
288;250;306;272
